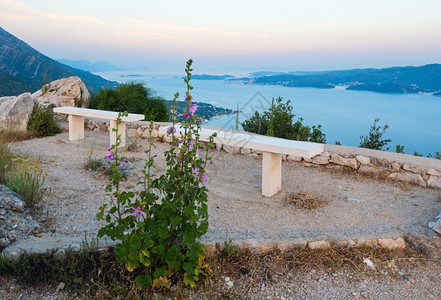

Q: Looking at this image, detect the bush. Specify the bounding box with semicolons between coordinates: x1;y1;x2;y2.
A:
27;105;61;137
93;82;169;122
241;96;326;143
359;118;391;151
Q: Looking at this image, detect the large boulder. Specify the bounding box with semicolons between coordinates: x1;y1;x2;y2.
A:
0;93;34;132
32;76;91;112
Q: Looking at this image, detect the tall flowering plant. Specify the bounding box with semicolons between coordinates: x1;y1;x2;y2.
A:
97;59;216;289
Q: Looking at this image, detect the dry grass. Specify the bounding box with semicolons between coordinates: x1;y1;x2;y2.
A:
284;191;329;210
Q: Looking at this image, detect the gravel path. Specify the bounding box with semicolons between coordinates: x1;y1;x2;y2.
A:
9;130;441;245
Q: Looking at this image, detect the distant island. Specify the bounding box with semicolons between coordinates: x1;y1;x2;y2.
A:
188;74;234;80
226;64;441;96
165;100;234;122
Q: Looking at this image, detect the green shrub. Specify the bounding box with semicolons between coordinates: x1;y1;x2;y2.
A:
27;105;61;137
359;118;391;151
241;96;326;143
5;157;48;209
94;82;169;122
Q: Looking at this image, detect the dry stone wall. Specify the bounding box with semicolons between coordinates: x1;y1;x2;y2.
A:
86;120;441;191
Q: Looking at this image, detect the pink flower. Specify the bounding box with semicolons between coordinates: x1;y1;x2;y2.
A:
107;147;112;152
189;144;193;152
167;126;176;135
132;207;144;217
107;154;114;160
184;113;189;119
192;167;200;178
201;174;207;186
189;103;198;114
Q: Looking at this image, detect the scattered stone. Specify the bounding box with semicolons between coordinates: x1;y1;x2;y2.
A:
402;164;421;174
240;147;251;155
261;282;266;291
387;172;426;187
308;240;330;250
56;282;65;293
337;239;356;248
378;238;406;249
312;155;330;165
345;196;365;202
427;169;441;176
0;93;34;132
303;157;313;163
391;162;401;171
330;153;358;169
358;165;380;176
427;176;441;189
0;185;44;249
362;257;376;270
287;155;302;162
428;222;437;229
356;155;370;165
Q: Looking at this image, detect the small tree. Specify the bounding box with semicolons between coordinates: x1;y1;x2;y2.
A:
94;82;169;122
241;96;326;143
359;118;391;150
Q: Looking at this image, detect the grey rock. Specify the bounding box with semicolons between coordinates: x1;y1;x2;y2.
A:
345;196;365;202
330;153;358;169
312;155;329;165
387;172;426;187
427;169;441;176
287;155;302;162
427;176;441;189
428;222;437;229
356;155;370;165
391;162;401;171
433;220;441;235
403;164;421;174
0;93;34;132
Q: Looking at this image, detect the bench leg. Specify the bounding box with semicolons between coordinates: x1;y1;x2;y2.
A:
68;115;84;141
262;152;282;197
109;120;126;148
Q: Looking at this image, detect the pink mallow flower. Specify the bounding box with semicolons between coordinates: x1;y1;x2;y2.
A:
189;103;198;114
192;167;200;178
167;126;176;135
184;112;189;119
132;207;144;217
201;174;207;186
107;147;112;152
107;154;114;160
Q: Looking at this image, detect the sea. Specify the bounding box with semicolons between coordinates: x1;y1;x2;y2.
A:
96;72;441;156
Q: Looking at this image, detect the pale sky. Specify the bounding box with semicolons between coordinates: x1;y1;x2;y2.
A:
1;0;441;73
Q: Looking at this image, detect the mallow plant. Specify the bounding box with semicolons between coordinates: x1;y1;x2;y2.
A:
97;59;216;289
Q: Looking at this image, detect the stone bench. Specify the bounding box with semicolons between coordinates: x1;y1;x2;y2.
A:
53;107;144;147
159;125;324;197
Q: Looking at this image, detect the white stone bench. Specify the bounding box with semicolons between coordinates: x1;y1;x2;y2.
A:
159;125;324;197
53;107;144;147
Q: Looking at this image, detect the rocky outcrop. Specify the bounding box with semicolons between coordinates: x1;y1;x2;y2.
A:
32;76;91;115
0;185;44;250
0;92;34;132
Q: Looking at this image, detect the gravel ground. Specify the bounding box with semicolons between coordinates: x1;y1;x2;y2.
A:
1;129;441;299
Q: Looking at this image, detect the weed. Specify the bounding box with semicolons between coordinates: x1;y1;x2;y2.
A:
127;136;141;152
284;191;328;210
0;142;11;183
4;157;48;209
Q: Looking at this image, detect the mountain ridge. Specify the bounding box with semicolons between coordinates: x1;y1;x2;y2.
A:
0;27;116;96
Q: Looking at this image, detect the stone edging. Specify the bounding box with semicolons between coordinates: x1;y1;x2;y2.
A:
85;120;441;190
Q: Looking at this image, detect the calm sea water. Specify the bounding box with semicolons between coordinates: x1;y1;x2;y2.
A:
97;72;441;156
